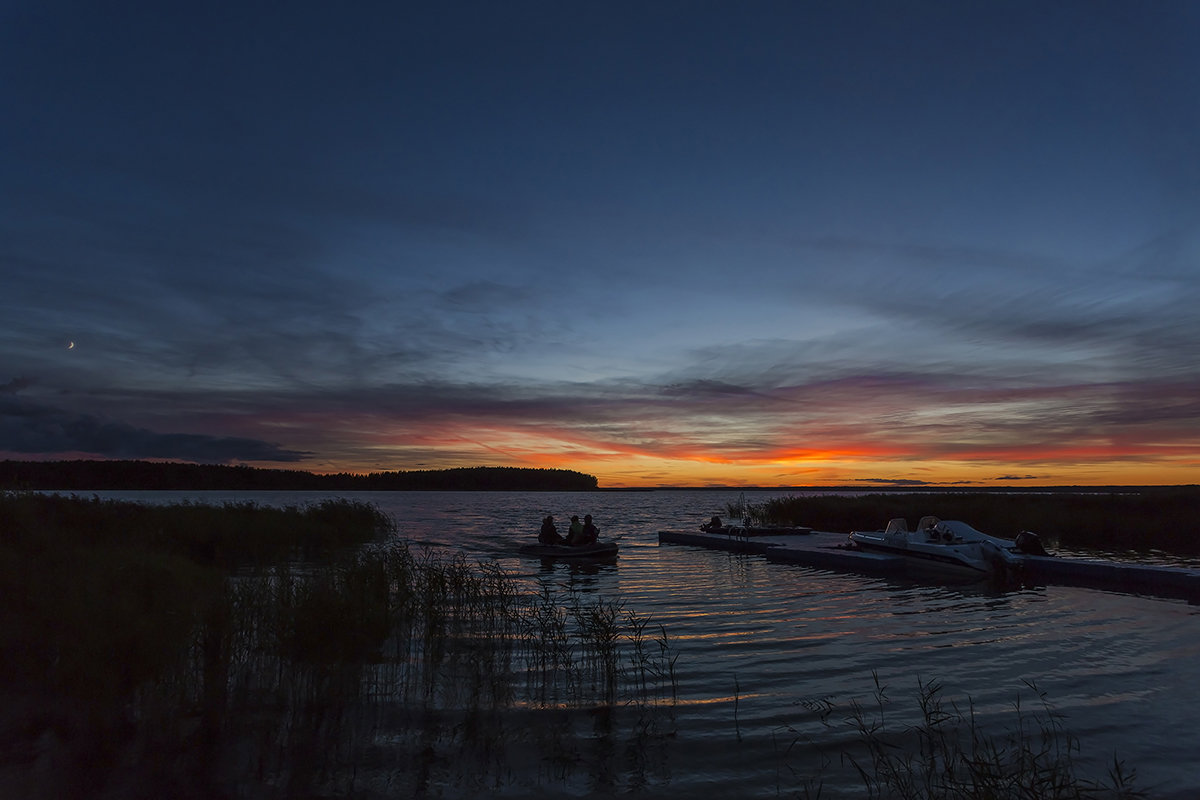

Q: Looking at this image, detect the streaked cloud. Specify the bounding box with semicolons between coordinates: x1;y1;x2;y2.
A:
2;2;1199;485
0;397;308;463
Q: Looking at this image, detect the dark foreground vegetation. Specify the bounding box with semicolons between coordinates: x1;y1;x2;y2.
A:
0;493;1144;798
0;460;599;492
0;493;676;798
732;486;1200;555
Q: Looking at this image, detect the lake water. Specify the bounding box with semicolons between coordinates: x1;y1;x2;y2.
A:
95;488;1200;798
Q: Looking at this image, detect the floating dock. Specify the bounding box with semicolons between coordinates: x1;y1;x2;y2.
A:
658;529;1200;603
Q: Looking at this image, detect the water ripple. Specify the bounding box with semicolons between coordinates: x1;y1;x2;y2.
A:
89;488;1200;798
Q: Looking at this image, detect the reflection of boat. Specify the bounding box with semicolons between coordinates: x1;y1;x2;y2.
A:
518;542;619;560
848;516;1047;577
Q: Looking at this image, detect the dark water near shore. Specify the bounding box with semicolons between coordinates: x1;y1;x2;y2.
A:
94;489;1200;798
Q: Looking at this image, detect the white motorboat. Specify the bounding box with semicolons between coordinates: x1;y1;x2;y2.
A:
848;516;1047;577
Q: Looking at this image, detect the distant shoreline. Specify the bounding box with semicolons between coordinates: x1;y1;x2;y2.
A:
0;460;598;492
1;459;1191;494
610;484;1195;492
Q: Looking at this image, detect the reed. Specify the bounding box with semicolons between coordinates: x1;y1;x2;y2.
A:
740;488;1200;554
784;674;1145;800
198;548;683;796
1;491;683;796
1;491;1143;798
0;491;395;565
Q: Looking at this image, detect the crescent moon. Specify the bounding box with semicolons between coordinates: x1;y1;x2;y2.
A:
67;341;75;349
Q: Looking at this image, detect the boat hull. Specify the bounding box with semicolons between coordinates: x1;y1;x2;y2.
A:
847;533;994;576
518;542;619;559
848;518;1020;578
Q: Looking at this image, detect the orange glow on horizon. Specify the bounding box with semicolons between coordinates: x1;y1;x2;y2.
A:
292;447;1198;489
201;410;1200;489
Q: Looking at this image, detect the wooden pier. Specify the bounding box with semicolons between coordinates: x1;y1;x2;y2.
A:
658;529;1200;603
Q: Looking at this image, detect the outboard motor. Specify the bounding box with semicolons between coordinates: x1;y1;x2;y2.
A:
1014;530;1050;556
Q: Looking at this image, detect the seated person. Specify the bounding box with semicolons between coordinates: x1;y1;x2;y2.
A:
569;514;598;546
567;515;583;542
538;515;565;545
700;515;724;532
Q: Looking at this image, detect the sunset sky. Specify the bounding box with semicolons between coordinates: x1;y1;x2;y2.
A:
4;1;1199;487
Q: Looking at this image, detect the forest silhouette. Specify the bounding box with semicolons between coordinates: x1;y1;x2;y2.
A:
0;460;599;492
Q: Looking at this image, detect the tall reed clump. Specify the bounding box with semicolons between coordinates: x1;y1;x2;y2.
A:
0;491;395;566
199;544;682;797
0;492;681;798
743;488;1200;555
0;492;392;797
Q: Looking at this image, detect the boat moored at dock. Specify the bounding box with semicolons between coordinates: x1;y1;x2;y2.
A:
847;516;1046;578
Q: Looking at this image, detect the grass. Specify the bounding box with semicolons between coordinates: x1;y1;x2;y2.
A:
0;491;393;565
0;491;1147;798
0;492;681;797
185;546;683;797
784;675;1145;800
728;487;1200;555
0;492;397;798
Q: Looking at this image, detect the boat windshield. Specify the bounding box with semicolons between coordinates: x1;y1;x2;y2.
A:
916;515;940;532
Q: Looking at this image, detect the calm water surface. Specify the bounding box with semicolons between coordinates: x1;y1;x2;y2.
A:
97;489;1200;798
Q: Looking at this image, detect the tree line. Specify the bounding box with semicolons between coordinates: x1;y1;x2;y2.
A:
0;460;600;492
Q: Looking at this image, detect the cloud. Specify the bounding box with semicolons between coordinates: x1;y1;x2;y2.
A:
661;379;759;398
780;232;1200;383
1;377;33;394
0;398;309;463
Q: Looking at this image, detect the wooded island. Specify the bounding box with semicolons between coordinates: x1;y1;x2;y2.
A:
0;460;600;492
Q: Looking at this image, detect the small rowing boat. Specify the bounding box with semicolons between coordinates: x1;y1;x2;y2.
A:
518;542;619;559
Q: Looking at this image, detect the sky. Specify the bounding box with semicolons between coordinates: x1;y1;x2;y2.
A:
3;1;1200;488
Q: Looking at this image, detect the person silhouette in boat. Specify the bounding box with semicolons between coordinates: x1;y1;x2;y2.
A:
569;514;598;546
566;514;583;543
539;515;565;545
700;515;724;532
